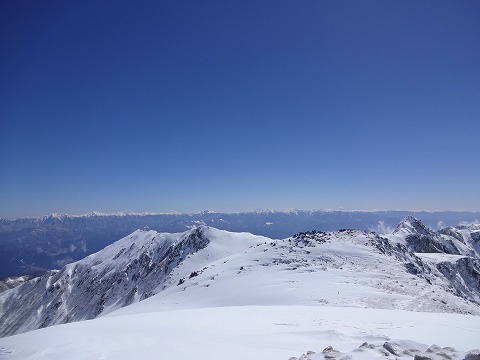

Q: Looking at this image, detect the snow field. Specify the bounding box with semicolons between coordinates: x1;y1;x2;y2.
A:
0;305;479;360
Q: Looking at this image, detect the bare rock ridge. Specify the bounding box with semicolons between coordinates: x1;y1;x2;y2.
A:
289;343;480;360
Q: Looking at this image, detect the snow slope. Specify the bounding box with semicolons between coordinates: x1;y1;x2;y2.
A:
0;306;479;360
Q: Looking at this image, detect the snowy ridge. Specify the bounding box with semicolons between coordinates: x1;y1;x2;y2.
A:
114;227;479;316
387;215;480;257
2;210;479;279
0;218;479;358
1;218;480;340
0;226;269;337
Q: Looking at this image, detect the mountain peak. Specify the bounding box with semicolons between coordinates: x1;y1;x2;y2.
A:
394;216;432;236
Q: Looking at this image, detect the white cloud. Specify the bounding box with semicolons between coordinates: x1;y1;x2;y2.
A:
372;220;393;235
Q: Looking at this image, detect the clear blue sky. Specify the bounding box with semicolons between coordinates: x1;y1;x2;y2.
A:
1;1;479;218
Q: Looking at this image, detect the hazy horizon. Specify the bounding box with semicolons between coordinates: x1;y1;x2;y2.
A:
2;207;480;221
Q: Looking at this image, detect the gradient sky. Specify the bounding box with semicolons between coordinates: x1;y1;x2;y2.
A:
1;1;479;218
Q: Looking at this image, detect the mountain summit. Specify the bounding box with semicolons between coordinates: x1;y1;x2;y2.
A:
394;215;434;236
389;216;469;255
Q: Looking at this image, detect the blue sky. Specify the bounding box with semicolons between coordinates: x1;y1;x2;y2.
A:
1;1;479;218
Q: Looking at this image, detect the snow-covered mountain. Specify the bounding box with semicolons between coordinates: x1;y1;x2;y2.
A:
0;227;269;337
1;217;479;341
1;210;479;278
387;215;480;256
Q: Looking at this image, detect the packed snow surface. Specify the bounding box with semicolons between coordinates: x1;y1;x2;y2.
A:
0;305;479;360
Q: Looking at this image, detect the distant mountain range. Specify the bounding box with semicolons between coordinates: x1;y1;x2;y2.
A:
0;210;478;278
0;216;479;338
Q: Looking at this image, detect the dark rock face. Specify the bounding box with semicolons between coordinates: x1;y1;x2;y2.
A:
292;230;328;247
439;227;465;244
435;257;480;303
464;350;480;360
472;232;480;244
414;355;433;360
405;233;458;254
383;342;400;356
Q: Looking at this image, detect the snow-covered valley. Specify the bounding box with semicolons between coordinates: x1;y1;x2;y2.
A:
0;216;479;359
